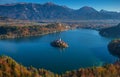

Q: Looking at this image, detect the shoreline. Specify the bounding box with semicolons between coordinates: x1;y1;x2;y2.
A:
0;29;69;39
0;23;70;39
0;55;119;77
0;27;100;40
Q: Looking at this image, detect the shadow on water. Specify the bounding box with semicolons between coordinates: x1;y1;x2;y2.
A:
0;35;44;43
108;49;120;59
107;41;120;59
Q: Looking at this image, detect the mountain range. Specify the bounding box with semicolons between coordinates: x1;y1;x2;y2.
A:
0;2;120;20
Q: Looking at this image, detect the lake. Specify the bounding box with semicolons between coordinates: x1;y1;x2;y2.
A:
0;29;116;73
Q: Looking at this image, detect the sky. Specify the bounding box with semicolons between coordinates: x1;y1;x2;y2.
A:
0;0;120;12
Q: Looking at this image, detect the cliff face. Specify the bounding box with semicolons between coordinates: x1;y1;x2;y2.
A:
99;23;120;38
0;3;120;20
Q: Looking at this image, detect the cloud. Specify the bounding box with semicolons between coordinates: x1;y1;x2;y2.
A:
0;0;17;4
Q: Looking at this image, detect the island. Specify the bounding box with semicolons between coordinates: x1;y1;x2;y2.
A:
51;38;68;48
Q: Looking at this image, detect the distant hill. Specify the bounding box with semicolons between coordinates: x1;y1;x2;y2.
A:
99;23;120;38
75;6;101;19
0;2;120;20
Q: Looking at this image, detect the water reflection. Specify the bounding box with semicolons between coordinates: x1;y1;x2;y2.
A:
108;51;120;58
0;35;43;43
59;48;66;52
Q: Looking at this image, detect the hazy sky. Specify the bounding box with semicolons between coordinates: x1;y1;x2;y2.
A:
0;0;120;12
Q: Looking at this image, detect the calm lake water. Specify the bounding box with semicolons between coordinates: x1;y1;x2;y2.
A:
0;29;117;73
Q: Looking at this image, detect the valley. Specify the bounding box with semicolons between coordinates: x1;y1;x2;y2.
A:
0;1;120;77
